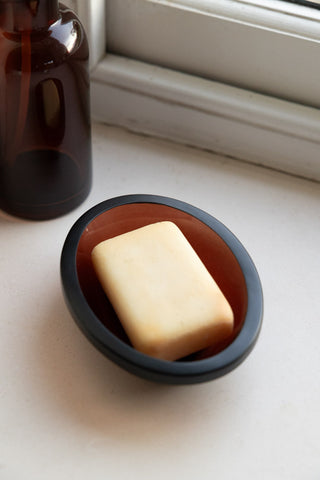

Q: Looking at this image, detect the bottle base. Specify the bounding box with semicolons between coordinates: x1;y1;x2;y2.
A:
0;149;92;220
0;184;91;221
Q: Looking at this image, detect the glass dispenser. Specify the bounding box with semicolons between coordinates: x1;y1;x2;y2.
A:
0;0;92;220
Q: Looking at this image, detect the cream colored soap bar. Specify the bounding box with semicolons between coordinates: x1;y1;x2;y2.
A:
91;221;234;361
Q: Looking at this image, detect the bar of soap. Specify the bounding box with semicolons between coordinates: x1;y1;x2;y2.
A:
91;221;234;361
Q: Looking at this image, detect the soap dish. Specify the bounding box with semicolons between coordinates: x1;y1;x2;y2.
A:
60;194;263;384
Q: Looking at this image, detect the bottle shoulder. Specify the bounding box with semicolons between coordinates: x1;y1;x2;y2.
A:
49;15;88;58
48;4;89;58
0;6;89;71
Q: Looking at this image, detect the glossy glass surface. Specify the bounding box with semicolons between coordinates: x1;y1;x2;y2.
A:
0;1;91;219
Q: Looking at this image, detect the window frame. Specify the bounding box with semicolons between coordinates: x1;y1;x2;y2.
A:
104;0;320;109
69;0;320;181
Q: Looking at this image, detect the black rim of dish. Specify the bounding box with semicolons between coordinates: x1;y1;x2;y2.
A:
61;194;263;383
283;0;320;9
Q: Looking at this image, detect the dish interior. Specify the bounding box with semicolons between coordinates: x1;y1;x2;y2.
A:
76;203;248;361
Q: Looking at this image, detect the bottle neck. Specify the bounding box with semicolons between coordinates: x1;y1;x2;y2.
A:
0;0;60;32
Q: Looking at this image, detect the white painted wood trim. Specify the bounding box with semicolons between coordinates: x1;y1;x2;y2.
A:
68;0;320;107
151;0;320;32
91;55;320;182
65;0;320;181
106;0;320;108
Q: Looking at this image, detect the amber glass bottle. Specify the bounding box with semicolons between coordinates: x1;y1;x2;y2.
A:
0;0;92;220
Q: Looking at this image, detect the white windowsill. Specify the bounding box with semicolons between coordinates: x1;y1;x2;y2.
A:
1;121;319;478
